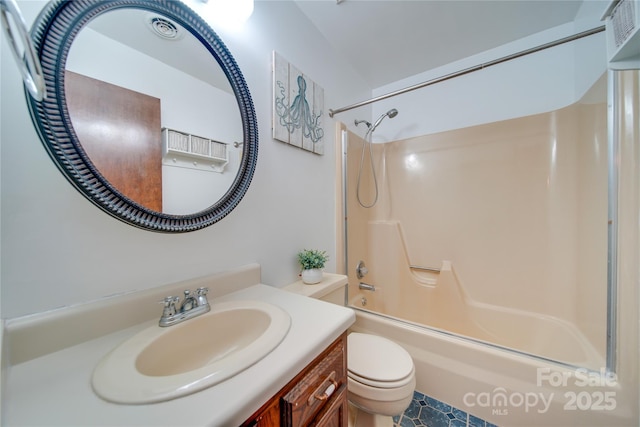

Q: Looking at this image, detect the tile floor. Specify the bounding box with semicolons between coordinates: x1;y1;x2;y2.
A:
393;391;499;427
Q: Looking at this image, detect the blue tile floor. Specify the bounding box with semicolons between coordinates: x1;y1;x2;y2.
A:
393;391;499;427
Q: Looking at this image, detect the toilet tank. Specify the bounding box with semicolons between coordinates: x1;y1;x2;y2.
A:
317;284;347;305
283;273;348;305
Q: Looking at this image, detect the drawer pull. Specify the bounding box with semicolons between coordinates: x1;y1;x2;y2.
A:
308;371;338;405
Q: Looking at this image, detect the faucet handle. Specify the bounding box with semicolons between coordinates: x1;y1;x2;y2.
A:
356;260;368;279
159;296;179;316
196;287;209;306
160;295;179;305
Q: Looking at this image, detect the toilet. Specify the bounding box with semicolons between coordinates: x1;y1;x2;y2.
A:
347;332;416;426
286;276;416;427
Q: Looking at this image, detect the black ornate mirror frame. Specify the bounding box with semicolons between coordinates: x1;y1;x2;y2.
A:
26;0;258;233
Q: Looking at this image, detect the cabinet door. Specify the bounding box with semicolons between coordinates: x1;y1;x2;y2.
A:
243;398;279;426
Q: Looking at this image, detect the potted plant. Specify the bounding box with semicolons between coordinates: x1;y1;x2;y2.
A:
297;249;328;284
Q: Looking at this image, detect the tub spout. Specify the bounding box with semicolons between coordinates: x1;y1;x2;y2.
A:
359;282;376;291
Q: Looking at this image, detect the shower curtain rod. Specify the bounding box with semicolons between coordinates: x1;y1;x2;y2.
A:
328;25;605;118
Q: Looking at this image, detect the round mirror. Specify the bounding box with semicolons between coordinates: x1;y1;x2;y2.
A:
26;0;258;232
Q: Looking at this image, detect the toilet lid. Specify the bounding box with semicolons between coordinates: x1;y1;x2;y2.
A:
347;333;414;385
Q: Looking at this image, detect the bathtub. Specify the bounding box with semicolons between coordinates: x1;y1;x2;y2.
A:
350;220;605;368
344;219;618;424
352;261;604;370
346;255;618;426
348;302;627;426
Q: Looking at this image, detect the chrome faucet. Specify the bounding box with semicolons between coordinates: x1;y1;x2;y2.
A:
359;282;376;291
159;287;210;327
180;289;197;312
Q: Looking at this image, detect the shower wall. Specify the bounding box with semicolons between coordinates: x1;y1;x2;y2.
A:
345;82;608;363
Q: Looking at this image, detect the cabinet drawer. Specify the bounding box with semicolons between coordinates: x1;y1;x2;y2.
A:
309;384;347;427
281;338;346;427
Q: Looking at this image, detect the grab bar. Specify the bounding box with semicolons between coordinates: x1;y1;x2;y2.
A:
409;265;441;273
0;0;46;101
358;282;376;291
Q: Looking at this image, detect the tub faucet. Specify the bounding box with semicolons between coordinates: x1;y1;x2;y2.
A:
159;287;210;327
359;282;376;291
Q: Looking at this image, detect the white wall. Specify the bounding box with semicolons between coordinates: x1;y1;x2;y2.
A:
0;1;371;319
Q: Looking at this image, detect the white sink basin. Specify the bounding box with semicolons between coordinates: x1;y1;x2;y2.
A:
92;300;291;404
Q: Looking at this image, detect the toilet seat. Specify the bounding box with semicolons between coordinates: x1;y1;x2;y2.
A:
348;366;415;389
347;332;414;389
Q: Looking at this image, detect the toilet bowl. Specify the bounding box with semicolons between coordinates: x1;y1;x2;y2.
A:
347;332;416;426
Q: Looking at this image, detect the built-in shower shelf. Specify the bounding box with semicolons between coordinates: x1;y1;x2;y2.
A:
162;128;229;172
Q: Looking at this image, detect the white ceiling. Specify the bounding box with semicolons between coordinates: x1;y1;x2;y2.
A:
85;9;232;92
293;0;590;88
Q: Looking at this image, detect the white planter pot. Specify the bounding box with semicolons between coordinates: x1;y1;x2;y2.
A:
301;269;323;284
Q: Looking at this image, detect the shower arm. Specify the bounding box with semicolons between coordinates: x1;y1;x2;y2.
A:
354;119;371;128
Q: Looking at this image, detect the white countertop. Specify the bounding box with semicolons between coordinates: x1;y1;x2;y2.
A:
4;284;355;426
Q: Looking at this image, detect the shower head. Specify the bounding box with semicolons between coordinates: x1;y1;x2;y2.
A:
354;108;398;134
370;108;398;132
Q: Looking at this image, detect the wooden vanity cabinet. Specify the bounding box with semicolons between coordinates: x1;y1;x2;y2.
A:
241;333;348;427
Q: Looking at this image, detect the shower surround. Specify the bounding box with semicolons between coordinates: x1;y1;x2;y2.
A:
337;56;639;425
345;92;608;370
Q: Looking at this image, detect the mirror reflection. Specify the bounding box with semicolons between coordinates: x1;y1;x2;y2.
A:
65;9;243;215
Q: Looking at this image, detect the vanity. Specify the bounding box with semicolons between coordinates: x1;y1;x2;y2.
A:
3;264;355;425
242;334;348;426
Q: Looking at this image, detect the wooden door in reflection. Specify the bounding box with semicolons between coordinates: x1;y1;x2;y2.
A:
66;71;162;212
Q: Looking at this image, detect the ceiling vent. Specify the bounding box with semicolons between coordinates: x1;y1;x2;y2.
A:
145;14;184;41
602;0;640;69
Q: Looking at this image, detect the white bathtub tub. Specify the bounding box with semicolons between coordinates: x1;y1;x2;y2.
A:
351;221;605;371
349;304;627;426
351;287;604;370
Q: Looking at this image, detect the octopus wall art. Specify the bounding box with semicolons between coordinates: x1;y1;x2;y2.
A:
272;51;325;154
